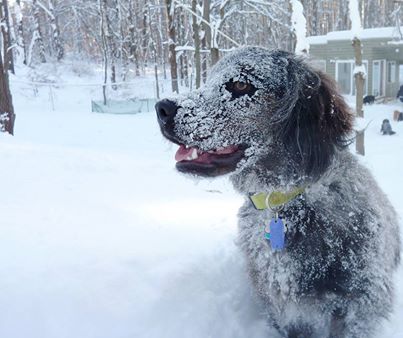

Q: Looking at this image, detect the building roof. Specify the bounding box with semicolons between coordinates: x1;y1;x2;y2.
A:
307;26;403;45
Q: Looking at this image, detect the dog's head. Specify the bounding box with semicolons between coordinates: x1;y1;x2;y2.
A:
156;47;353;184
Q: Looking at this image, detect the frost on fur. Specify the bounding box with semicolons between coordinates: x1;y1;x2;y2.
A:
157;46;400;338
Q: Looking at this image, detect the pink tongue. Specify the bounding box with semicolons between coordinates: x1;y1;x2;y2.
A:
215;145;238;154
175;144;239;162
175;145;196;162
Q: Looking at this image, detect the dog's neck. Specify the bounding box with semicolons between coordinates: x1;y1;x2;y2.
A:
230;158;305;196
230;170;301;199
230;149;350;198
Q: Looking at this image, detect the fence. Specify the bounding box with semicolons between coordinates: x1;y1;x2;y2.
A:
10;79;161;113
91;97;157;114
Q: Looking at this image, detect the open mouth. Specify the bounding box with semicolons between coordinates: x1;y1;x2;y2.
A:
174;144;245;177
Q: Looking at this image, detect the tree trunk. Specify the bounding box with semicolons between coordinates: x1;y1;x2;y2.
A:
14;0;26;64
128;0;141;76
352;36;365;156
178;8;184;87
192;0;201;89
116;0;123;78
142;4;148;69
1;0;14;73
147;5;159;99
288;0;296;52
311;0;318;34
0;48;15;135
165;0;178;93
32;0;46;63
105;0;117;89
99;0;108;105
48;0;64;61
201;0;211;83
210;47;219;66
211;1;226;66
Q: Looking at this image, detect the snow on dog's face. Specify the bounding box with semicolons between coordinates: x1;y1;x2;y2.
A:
156;47;353;179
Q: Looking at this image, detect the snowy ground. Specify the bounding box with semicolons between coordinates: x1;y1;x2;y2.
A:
1;65;403;338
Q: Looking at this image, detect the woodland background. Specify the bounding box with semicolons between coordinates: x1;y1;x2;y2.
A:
0;0;400;93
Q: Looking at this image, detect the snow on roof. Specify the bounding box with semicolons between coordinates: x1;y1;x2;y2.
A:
307;26;401;45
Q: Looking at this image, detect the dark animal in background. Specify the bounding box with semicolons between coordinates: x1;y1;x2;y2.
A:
156;47;400;338
397;84;403;102
363;95;375;104
381;119;396;135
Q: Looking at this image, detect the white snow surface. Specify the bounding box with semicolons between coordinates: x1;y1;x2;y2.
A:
353;64;367;78
1;64;403;338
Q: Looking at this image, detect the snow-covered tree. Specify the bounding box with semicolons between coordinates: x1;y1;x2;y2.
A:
47;0;64;61
191;0;201;88
290;0;308;54
13;0;26;65
165;0;179;93
1;0;401;92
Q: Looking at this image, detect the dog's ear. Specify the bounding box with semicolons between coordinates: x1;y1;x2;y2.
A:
279;58;354;180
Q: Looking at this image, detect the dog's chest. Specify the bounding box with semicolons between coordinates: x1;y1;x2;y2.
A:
238;200;353;298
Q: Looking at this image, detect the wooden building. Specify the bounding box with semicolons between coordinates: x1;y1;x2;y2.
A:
307;27;403;98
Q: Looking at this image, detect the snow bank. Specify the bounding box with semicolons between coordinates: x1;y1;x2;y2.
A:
0;64;402;338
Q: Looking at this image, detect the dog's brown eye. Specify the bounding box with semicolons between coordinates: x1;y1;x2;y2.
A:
225;79;256;99
233;81;250;92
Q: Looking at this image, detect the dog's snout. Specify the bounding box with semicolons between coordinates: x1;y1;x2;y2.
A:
155;99;178;125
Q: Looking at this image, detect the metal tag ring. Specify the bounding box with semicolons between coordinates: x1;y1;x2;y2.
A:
265;194;284;213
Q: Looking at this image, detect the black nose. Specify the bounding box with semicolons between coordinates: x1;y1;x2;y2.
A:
155;99;178;125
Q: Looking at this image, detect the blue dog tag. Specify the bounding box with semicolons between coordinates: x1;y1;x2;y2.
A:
269;218;285;251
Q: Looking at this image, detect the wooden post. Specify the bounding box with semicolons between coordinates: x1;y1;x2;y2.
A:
352;36;365;156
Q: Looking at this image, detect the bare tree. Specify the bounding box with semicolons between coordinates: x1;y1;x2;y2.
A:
99;0;109;104
2;0;401;96
0;48;15;135
29;0;47;64
128;0;141;76
201;0;210;83
192;0;201;88
210;0;228;65
165;0;178;93
0;0;14;73
48;0;64;60
148;4;160;98
14;0;26;65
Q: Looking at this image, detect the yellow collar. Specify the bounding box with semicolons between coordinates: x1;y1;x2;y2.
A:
249;187;305;210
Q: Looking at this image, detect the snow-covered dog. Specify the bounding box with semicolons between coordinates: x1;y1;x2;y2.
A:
155;47;400;338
